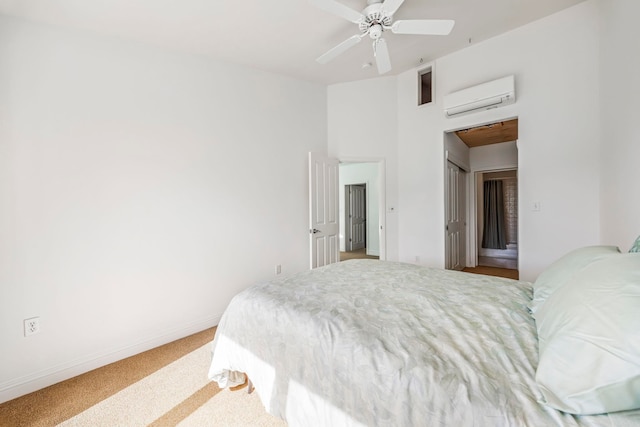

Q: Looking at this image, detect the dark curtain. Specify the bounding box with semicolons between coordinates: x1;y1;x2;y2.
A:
482;180;507;249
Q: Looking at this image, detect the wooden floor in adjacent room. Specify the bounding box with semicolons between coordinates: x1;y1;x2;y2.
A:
340;248;379;261
463;265;519;280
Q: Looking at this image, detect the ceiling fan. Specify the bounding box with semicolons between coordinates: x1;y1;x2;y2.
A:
311;0;454;74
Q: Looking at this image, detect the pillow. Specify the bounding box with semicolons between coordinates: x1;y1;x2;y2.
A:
530;245;620;313
534;253;640;414
630;235;640;253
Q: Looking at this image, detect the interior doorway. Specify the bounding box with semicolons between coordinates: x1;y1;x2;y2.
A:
476;169;518;269
338;161;384;261
443;118;519;278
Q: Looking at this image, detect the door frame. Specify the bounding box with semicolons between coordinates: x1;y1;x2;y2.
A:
470;166;518;268
338;157;387;261
443;115;519;270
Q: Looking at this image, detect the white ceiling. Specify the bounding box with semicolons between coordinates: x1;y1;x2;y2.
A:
0;0;586;85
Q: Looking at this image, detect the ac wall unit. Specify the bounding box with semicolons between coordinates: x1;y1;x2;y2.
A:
443;75;515;118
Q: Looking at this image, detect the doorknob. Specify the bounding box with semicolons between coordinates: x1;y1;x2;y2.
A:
311;228;321;234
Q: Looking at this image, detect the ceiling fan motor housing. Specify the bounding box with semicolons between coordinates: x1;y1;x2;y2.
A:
359;3;392;36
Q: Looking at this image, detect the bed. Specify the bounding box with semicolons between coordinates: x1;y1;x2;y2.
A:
208;257;640;426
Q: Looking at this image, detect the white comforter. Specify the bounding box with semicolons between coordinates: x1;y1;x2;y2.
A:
209;260;640;426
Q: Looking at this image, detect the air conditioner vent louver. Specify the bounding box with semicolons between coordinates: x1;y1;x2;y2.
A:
444;75;515;118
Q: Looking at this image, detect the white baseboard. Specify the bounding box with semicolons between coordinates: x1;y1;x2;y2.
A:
0;313;221;404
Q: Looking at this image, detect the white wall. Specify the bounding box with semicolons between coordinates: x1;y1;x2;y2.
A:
330;1;601;281
0;15;326;402
328;77;399;261
338;163;380;255
469;141;518;172
599;0;640;249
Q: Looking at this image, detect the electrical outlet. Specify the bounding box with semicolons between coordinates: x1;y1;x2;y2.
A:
24;317;40;337
275;264;282;275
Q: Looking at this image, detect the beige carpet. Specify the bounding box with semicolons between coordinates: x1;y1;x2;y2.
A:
0;328;285;426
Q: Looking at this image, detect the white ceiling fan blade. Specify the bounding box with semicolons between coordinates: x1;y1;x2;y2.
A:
381;0;405;16
391;19;455;35
316;34;363;64
309;0;364;23
374;38;391;75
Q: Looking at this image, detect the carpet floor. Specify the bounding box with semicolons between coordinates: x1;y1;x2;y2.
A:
0;328;285;427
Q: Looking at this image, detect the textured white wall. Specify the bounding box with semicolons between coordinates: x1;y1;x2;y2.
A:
598;0;640;249
0;15;326;402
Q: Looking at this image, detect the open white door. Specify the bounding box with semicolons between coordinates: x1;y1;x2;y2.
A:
309;152;340;268
445;160;466;271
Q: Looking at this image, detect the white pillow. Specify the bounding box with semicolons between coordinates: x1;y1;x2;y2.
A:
534;253;640;414
530;245;620;313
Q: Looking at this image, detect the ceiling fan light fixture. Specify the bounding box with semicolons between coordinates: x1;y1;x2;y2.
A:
369;24;383;39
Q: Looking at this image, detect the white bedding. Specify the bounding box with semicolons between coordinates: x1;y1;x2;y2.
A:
208;260;640;426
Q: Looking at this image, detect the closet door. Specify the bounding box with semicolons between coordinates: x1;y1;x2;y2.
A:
445;161;466;270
